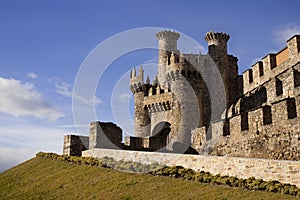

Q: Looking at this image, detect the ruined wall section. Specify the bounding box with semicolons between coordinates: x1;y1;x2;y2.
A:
63;135;89;156
89;121;123;149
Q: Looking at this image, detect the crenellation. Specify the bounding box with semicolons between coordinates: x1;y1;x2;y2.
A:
64;29;300;165
287;35;300;64
252;61;263;86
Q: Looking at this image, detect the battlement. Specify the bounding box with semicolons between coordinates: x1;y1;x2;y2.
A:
243;35;300;93
144;92;172;112
205;31;230;45
156;30;180;43
130;66;148;93
192;95;300;159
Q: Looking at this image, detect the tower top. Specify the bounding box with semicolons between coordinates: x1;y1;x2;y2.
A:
156;30;180;41
205;31;230;45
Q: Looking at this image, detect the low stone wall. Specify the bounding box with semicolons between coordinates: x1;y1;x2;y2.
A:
82;148;300;188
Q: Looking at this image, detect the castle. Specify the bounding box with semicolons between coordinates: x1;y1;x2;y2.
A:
64;30;300;161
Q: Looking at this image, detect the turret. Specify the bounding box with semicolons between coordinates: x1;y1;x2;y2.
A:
130;66;150;137
130;66;145;93
205;31;231;106
156;30;180;88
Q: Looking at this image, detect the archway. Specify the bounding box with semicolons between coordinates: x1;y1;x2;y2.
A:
150;121;171;151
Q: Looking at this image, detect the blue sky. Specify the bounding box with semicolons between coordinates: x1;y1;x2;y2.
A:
1;0;300;171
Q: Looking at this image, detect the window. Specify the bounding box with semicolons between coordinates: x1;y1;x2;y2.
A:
275;78;283;96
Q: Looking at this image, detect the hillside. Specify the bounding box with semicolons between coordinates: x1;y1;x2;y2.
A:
0;157;298;200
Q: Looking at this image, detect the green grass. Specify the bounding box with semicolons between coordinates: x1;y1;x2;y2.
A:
0;157;298;200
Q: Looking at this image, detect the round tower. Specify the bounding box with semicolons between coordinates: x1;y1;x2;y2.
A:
156;30;180;87
205;31;230;107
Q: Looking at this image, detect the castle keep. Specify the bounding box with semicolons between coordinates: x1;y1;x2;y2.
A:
64;30;300;161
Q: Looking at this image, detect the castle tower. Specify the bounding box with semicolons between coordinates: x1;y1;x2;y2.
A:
130;66;150;137
156;30;180;88
205;32;231;107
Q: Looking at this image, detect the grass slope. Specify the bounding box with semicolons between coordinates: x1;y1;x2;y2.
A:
0;158;298;200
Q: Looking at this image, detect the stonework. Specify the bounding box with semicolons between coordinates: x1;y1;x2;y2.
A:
82;148;300;188
63;135;89;156
89;121;123;149
64;30;300;162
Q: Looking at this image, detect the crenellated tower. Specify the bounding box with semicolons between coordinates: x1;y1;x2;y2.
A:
156;30;180;88
130;66;150;137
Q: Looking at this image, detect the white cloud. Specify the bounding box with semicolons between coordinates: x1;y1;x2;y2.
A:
0;147;36;172
55;81;102;105
143;56;158;64
0;77;64;121
274;23;300;44
0;124;68;172
27;72;38;79
119;93;131;102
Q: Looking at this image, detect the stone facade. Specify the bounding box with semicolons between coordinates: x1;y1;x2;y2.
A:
63;135;89;156
129;30;300;159
64;30;300;162
129;30;239;153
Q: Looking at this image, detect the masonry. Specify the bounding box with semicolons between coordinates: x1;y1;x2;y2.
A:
82;148;300;188
63;29;300;186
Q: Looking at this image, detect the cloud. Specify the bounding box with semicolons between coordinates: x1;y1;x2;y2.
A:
118;93;131;102
55;81;102;105
27;72;38;79
0;77;64;121
0;124;68;172
0;147;36;172
143;56;158;64
274;23;300;44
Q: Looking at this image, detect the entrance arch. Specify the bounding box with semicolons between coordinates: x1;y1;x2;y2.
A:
150;121;171;151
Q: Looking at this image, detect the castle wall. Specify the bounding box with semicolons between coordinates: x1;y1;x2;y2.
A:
89;121;123;149
82;148;300;188
207;96;300;160
242;35;300;94
63;135;89;156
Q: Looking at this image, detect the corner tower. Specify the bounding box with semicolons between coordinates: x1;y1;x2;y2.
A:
156;30;180;88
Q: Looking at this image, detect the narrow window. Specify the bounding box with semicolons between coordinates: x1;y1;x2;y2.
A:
275;78;283;96
249;69;253;83
259;62;264;76
287;98;297;119
241;112;249;131
263;106;272;125
294;69;300;87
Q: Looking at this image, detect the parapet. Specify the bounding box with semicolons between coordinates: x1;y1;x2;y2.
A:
205;31;230;46
242;34;300;94
156;30;180;41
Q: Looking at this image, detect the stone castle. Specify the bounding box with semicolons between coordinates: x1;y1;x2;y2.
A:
64;30;300;161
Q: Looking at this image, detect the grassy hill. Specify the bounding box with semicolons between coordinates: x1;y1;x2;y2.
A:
0;157;299;200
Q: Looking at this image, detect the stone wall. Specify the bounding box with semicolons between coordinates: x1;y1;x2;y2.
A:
82;148;300;188
194;96;300;160
89;121;122;149
242;35;300;94
63;135;89;156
